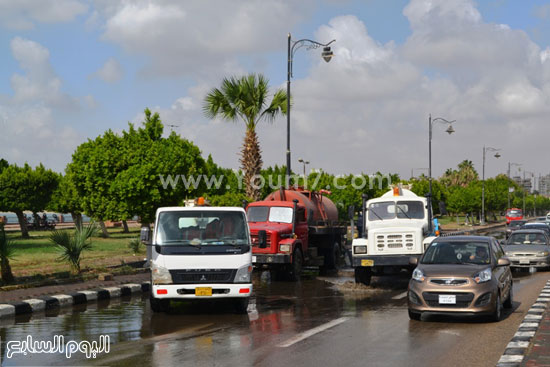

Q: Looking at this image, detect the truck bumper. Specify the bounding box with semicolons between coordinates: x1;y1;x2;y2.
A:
352;254;421;267
252;253;291;264
152;283;252;299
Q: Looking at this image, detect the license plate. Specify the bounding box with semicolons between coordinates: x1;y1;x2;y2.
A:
439;295;456;304
195;287;212;296
252;256;257;263
361;259;374;267
520;259;530;264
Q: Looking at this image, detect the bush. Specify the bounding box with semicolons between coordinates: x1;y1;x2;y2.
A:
128;238;141;254
50;223;98;273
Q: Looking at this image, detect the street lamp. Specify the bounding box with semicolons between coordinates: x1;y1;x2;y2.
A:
298;158;310;178
286;34;335;185
507;162;522;209
428;114;456;234
481;146;501;225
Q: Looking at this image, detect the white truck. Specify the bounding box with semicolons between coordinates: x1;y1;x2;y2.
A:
352;186;436;285
141;204;253;313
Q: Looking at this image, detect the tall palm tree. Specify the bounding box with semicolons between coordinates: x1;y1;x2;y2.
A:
203;74;287;200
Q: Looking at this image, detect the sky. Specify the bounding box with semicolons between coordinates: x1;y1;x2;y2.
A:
1;0;550;183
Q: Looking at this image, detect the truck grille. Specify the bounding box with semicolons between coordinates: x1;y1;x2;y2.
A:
169;269;236;284
422;292;474;308
251;233;271;247
376;233;414;249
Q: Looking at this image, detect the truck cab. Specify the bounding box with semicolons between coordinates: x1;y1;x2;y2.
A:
142;206;252;313
352;187;436;285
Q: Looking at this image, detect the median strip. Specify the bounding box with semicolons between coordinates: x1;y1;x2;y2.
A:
0;282;151;319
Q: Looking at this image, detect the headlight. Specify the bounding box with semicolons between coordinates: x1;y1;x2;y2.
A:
234;264;253;283
279;244;291;253
538;251;549;256
412;268;425;282
151;262;173;285
473;268;492;284
354;245;367;254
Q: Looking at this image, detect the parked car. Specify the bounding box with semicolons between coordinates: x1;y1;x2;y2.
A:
408;236;513;322
536;217;548;222
520;222;550;237
504;229;550;269
506;220;527;239
546;212;550;224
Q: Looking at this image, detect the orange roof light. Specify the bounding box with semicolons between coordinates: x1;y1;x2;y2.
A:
196;197;205;206
393;187;400;196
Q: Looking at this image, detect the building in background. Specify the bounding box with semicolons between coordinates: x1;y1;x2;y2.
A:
539;174;550;197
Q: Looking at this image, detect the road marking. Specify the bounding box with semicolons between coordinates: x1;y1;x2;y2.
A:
391;291;408;300
277;317;349;347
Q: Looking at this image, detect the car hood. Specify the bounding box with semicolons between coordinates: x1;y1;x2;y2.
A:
503;245;550;253
417;264;489;278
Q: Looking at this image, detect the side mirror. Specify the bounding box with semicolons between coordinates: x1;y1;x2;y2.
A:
348;205;355;220
409;257;418;266
497;257;510;267
140;226;151;244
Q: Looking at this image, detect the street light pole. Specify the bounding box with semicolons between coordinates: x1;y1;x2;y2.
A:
428;114;456;234
286;33;335;186
298;158;310;179
481;146;501;225
507;162;522;209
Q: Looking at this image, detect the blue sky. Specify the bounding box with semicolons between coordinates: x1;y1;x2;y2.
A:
1;0;550;183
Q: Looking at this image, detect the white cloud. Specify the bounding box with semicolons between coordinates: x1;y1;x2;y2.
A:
91;58;123;83
0;0;88;30
95;0;312;79
1;38;81;171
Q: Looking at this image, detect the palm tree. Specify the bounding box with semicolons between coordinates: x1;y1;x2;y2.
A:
50;223;98;273
203;74;287;200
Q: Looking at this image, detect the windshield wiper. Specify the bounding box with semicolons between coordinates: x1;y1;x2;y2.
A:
396;205;411;219
370;210;384;221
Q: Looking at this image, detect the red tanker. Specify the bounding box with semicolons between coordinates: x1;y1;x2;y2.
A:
246;187;346;280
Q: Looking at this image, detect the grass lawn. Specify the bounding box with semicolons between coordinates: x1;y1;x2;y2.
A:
3;227;145;285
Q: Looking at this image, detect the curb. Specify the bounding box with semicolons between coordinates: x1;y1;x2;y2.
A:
0;282;150;319
496;280;550;367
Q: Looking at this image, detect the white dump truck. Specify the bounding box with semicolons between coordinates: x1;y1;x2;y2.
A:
141;201;253;313
352;186;437;285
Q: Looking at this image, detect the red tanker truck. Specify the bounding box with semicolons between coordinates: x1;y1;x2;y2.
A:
245;187;347;280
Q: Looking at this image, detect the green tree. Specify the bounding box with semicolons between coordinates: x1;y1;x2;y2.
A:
203;74;287;200
48;173;84;228
0;223;15;283
0;163;59;238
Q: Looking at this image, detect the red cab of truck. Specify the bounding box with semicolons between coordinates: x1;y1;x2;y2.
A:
505;208;523;224
246;188;345;280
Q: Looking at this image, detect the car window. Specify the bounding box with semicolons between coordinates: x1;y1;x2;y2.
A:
491;240;502;260
422;241;491;265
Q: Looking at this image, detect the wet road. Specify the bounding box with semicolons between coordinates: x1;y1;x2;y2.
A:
1;230;550;366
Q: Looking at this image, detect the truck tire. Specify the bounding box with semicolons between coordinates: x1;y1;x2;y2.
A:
150;295;170;313
289;248;303;281
234;298;249;314
354;267;372;286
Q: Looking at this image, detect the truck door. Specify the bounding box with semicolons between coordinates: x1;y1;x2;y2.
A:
295;207;308;250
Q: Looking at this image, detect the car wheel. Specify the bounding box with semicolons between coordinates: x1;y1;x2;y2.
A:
234;298;249;314
150;295;170;313
354;267;372;286
504;285;513;309
491;294;503;322
408;309;422;321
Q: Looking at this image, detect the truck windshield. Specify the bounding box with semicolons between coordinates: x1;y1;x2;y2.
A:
247;206;293;224
369;201;425;221
155;211;248;246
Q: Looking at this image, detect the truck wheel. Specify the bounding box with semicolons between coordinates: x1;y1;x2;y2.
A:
289;248;303;281
150;295;170;313
354;267;372;286
234;298;249;314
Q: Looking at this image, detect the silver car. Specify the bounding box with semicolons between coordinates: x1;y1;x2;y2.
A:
504;229;550;269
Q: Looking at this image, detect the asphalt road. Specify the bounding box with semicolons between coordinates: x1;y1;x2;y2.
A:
1;231;550;366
